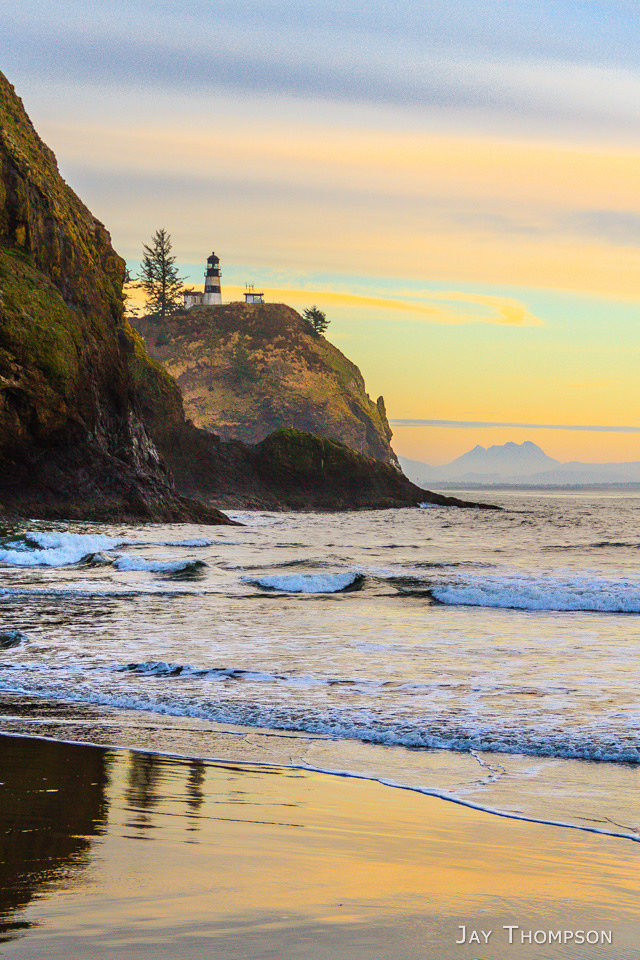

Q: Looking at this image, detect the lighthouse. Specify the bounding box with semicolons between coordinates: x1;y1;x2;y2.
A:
203;251;222;305
183;251;225;309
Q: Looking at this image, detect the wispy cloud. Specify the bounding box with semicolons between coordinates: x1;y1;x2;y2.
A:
564;210;640;246
4;1;640;141
233;287;544;326
391;420;640;433
5;0;640;72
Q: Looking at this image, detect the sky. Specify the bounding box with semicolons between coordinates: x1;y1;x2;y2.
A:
2;0;640;464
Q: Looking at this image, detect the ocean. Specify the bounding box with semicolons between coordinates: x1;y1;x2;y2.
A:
1;491;638;840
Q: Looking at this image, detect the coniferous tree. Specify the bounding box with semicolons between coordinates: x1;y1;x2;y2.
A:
302;305;329;337
137;228;185;319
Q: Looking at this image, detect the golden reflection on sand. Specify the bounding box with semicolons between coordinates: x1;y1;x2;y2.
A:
101;756;638;915
1;738;637;958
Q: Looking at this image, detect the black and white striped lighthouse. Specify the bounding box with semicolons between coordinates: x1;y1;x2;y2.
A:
203;251;222;305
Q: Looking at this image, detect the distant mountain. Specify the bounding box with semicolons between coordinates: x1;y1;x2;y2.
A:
441;441;557;478
400;441;640;487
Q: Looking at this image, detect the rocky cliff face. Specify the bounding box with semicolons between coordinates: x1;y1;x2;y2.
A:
0;71;229;522
133;304;398;466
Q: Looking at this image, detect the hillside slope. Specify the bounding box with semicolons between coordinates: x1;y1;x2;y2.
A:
133;304;398;465
0;71;229;522
129;340;493;510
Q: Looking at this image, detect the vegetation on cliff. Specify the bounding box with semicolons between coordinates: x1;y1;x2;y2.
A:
133;303;398;465
0;71;229;522
252;430;490;510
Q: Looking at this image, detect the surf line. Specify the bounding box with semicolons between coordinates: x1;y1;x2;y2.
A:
1;727;638;845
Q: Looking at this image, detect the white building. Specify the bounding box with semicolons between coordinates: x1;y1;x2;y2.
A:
243;283;264;304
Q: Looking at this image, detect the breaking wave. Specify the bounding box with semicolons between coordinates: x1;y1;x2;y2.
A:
431;573;640;613
0;532;128;567
3;669;638;765
0;630;26;649
113;557;208;574
0;531;213;574
246;572;364;593
79;551;116;567
109;660;426;691
113;661;277;681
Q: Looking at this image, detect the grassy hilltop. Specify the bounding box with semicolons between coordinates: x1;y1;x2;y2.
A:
134;304;398;466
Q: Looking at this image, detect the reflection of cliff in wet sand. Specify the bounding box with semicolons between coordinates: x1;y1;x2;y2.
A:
0;737;109;944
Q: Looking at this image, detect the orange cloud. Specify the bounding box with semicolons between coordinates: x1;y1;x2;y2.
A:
224;286;543;327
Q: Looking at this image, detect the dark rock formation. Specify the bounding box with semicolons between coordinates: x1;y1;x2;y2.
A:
132;303;399;466
250;430;495;510
140;407;497;511
0;71;231;523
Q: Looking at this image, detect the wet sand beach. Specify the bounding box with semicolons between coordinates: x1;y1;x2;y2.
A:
0;733;638;960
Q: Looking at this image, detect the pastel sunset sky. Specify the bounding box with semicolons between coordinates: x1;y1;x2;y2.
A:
3;0;640;463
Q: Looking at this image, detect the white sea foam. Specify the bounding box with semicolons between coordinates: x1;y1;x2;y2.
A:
0;532;128;567
113;557;208;574
0;532;233;568
247;572;363;593
431;573;640;613
3;667;639;765
0;533;209;574
3;498;640;840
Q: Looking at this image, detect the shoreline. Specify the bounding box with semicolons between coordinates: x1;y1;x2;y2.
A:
1;691;638;845
3;726;639;846
1;731;638;960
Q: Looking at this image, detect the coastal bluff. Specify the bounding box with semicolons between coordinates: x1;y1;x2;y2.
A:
0;71;229;522
133;303;398;466
0;69;492;516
